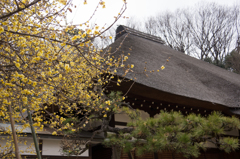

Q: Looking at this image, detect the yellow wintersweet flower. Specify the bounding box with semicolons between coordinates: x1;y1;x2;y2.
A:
22;78;28;83
87;29;92;34
0;111;5;116
70;62;75;66
15;62;20;68
32;81;37;87
103;114;107;117
94;30;99;35
105;100;111;105
131;64;134;68
0;26;4;33
106;107;109;111
72;35;79;41
161;65;165;70
23;64;28;68
41;72;45;78
22;109;27;113
82;33;86;38
95;26;99;30
22;97;28;104
100;1;105;5
59;0;67;5
52;131;57;135
65;64;70;71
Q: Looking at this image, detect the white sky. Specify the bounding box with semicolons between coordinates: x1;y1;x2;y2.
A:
67;0;240;27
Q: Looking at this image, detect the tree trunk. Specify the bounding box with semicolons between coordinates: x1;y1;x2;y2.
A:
112;146;122;159
8;104;21;159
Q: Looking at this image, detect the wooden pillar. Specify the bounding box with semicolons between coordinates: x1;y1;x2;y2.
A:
154;152;158;159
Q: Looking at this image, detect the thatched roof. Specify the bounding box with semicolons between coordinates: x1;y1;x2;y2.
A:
110;25;240;112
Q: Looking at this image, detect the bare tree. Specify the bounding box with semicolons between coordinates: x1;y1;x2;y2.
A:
188;3;237;63
143;3;239;64
144;16;157;35
125;17;142;30
145;10;193;55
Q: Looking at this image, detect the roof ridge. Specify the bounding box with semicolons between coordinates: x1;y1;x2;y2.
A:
115;25;165;44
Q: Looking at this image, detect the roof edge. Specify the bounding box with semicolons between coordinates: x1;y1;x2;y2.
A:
115;25;165;44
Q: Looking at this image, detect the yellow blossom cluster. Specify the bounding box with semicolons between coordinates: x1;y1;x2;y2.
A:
0;0;128;157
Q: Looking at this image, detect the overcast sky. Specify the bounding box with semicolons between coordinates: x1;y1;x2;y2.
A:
124;0;239;18
67;0;240;27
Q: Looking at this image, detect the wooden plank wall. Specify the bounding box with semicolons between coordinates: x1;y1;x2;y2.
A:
121;152;154;159
121;152;130;159
121;150;240;159
136;153;154;159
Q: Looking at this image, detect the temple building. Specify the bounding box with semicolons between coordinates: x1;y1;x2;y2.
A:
99;25;240;159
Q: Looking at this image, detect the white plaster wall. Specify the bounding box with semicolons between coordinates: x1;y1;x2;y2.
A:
139;110;150;120
0;138;12;154
42;139;89;156
18;138;36;155
204;140;217;148
225;129;239;136
115;110;150;123
115;113;131;123
0;137;89;157
42;139;61;156
153;113;160;118
0;138;36;155
115;125;128;128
